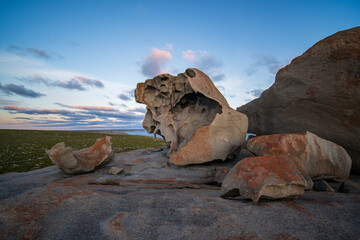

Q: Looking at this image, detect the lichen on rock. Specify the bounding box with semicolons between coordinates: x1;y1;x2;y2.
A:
135;68;248;165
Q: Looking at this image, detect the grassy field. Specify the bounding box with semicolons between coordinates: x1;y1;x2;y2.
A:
0;129;165;174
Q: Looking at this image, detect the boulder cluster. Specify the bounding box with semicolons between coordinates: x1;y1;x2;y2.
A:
47;27;358;203
133;27;358;202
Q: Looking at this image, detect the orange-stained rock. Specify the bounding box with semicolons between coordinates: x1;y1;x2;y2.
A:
135;68;248;165
46;136;114;174
247;132;352;181
221;156;307;202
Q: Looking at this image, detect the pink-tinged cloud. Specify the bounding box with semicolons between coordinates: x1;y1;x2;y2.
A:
140;47;172;77
182;50;196;61
55;102;116;111
3;105;26;110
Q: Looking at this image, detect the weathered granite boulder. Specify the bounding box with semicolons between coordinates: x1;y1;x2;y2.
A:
237;27;360;173
221;156;307;202
135;68;248;165
46;136;114;174
247;132;352;181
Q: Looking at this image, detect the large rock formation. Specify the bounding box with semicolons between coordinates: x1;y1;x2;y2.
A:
247;132;352;182
46;136;114;174
135;68;248;165
221;156;307;202
237;27;360;173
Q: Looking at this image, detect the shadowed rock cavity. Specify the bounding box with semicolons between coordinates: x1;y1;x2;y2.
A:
46;136;114;174
135;68;248;165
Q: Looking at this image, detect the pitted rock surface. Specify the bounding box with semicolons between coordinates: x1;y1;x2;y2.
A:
0;147;359;240
135;68;248;165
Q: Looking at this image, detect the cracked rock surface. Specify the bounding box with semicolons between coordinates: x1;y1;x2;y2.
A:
135;68;248;165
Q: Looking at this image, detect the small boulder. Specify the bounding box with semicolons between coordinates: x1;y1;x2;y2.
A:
46;136;114;174
221;156;307;202
313;179;336;192
247;132;352;181
109;167;124;175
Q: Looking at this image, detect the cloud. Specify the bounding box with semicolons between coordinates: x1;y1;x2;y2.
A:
3;105;144;121
18;75;104;91
246;89;263;97
108;102;127;108
27;48;51;59
74;76;104;88
7;45;62;60
128;107;147;113
4;105;71;115
0;83;46;98
55;102;116;111
182;50;225;82
118;93;131;101
0;98;22;106
140;47;172;77
56;79;86;91
246;55;285;76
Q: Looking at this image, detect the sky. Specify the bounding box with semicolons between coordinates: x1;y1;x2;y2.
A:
0;0;359;130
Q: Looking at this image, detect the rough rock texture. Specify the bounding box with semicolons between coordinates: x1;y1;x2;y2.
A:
221;156;307;202
1;147;359;240
109;167;124;175
135;68;248;165
237;27;360;173
247;132;352;181
46;136;114;174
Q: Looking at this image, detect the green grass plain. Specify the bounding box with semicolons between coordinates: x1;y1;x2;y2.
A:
0;129;165;174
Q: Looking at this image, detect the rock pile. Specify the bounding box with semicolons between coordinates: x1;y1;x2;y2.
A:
135;68;248;165
221;132;352;201
46;136;114;174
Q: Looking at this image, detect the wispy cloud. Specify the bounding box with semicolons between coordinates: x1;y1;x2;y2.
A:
118;93;131;101
55;102;116;111
246;55;286;75
0;83;46;98
7;45;63;60
18;75;104;91
0;98;22;106
140;46;172;77
2;103;144;121
246;89;263;97
74;76;104;88
182;50;225;82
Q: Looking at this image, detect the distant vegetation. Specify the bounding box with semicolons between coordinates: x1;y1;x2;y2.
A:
0;129;165;174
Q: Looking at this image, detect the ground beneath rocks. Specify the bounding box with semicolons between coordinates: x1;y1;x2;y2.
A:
0;147;359;240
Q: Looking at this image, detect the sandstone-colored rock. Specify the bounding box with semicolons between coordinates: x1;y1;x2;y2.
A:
135;68;248;165
109;167;124;175
46;136;114;174
247;132;352;181
221;156;307;202
237;27;360;173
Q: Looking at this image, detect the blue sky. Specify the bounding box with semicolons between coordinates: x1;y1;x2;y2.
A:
0;0;359;130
